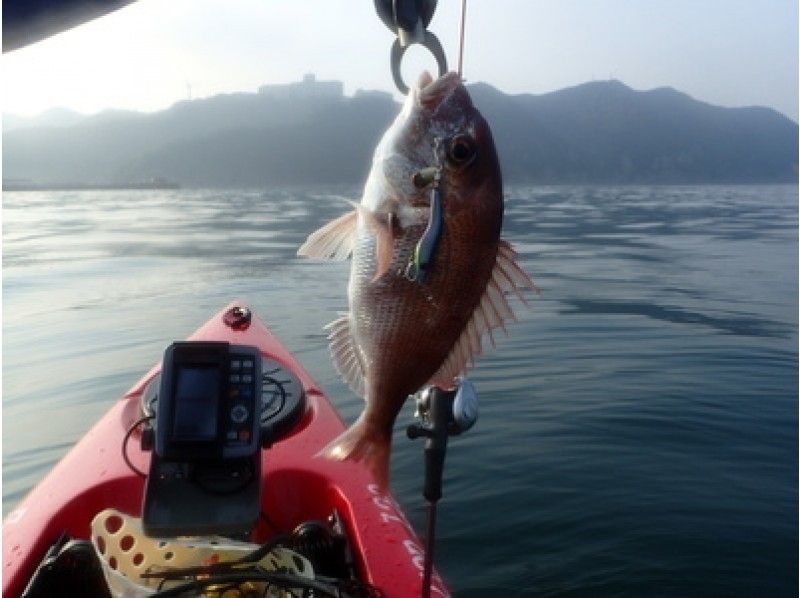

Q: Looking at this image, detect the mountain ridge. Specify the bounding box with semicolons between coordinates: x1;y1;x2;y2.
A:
3;79;797;186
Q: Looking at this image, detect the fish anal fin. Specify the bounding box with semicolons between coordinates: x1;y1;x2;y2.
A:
298;208;358;260
325;314;367;399
498;239;540;294
427;239;536;388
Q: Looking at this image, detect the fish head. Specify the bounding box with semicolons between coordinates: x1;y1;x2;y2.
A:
367;71;502;214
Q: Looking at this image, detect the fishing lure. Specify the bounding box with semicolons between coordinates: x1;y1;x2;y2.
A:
406;167;444;283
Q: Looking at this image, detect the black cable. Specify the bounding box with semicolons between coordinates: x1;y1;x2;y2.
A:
148;572;346;597
122;415;153;478
140;534;290;582
143;558;385;597
236;533;291;563
259;510;282;534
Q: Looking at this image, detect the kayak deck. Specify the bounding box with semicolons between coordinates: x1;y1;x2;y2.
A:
3;302;449;597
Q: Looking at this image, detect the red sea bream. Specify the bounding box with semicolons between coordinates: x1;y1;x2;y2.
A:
299;71;534;487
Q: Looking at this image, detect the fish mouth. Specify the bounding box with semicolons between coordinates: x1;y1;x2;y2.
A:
416;71;463;109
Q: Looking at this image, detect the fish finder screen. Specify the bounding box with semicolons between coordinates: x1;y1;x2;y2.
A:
172;366;220;440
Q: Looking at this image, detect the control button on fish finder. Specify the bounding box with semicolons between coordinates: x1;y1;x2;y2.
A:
230;404;249;424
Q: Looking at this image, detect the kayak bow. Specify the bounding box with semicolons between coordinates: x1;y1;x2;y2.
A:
3;301;449;597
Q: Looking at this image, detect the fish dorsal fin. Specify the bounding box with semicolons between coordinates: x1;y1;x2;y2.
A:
427;240;537;388
324;314;367;399
297;206;359;260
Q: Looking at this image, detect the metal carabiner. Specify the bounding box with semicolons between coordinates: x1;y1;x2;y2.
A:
390;32;447;95
374;0;448;95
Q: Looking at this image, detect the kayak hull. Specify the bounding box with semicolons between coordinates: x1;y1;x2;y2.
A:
3;302;449;597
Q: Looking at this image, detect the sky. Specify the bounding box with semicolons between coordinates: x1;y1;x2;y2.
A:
2;0;798;121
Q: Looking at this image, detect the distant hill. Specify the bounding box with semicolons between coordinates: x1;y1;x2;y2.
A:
3;78;797;187
469;80;798;183
3;107;86;132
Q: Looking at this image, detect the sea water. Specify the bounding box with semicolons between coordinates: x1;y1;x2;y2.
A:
3;185;797;596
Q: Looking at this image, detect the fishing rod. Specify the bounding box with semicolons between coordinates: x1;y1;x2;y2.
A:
408;381;478;598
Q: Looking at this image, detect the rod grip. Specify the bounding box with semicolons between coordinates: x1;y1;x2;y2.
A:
422;387;456;502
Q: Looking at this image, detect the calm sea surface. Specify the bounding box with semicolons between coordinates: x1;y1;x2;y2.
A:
3;185;797;596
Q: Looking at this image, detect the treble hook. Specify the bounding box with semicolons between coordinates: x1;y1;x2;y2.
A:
374;0;448;95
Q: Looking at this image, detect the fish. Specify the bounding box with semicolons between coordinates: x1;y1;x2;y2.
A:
298;71;535;488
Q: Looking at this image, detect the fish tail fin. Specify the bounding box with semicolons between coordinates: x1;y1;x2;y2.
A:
320;415;391;489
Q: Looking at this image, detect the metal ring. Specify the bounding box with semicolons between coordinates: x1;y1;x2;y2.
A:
390;30;448;95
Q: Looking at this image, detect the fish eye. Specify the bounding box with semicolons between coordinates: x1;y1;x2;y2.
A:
447;135;477;166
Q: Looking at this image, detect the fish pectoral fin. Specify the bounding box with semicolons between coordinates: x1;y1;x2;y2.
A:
324;313;367;399
297;208;358;260
427;239;538;388
355;205;398;281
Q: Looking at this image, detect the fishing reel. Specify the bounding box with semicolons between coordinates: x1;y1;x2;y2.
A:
408;378;478;438
407;378;477;597
407;379;478;501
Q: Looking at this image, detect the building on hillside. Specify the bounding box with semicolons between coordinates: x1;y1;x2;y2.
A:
258;74;343;101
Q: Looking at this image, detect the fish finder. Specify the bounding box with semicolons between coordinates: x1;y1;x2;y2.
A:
155;341;262;461
143;341;264;537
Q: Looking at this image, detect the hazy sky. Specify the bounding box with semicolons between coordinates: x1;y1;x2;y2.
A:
2;0;798;120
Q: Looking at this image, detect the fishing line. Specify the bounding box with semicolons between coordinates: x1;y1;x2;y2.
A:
457;0;467;77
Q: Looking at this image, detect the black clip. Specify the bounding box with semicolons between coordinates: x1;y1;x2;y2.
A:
374;0;448;94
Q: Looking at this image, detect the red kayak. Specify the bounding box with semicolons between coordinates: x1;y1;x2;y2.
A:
3;302;449;597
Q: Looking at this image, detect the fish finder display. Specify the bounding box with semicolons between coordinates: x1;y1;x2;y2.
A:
155;341;262;461
172;366;219;440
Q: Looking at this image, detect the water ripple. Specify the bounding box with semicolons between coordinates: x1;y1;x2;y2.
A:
2;184;797;596
559;298;789;338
